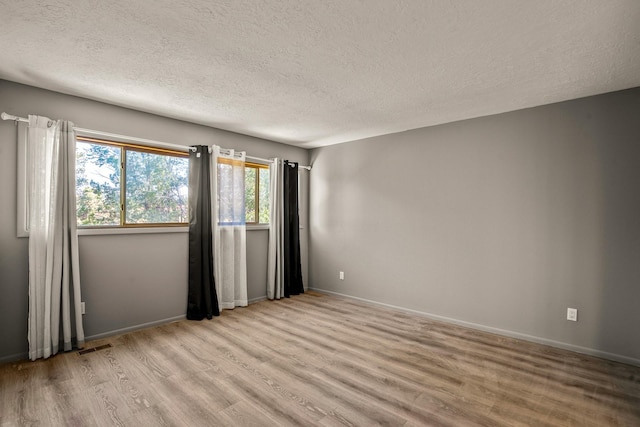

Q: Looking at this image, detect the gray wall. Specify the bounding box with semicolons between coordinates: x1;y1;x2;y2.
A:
3;78;638;365
0;80;309;361
309;88;640;364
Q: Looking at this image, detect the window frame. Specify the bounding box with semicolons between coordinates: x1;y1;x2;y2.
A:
244;161;270;226
16;124;270;236
16;122;29;237
76;135;189;229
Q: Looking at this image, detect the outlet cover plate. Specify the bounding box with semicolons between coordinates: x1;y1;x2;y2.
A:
567;307;577;321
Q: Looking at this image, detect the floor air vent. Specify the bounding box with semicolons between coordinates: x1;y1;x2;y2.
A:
78;343;112;355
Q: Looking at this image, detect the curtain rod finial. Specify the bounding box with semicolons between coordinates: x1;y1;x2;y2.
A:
1;112;26;124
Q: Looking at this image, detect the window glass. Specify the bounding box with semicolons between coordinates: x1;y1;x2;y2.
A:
125;150;188;224
76;138;268;228
245;167;256;223
244;162;270;225
76;137;188;227
259;167;270;223
216;158;246;226
76;141;120;226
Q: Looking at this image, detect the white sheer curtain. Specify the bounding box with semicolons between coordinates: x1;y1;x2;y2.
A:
210;146;248;309
27;115;85;360
267;158;284;299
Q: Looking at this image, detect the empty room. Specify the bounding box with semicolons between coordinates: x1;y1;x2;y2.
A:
1;1;639;426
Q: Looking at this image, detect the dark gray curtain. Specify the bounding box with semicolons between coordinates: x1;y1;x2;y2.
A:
187;146;219;320
283;161;304;297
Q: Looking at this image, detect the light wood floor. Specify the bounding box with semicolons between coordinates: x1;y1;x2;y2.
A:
1;292;639;426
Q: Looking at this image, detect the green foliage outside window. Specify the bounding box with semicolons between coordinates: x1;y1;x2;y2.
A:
126;150;188;224
245;167;256;223
244;163;270;224
258;167;269;223
76;138;269;227
76;139;188;226
76;141;120;226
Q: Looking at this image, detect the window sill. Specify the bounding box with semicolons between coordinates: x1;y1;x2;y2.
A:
76;224;271;236
247;224;269;231
77;227;187;236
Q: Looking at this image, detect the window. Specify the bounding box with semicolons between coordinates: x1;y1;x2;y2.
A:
16;128;267;233
76;136;189;227
244;162;270;225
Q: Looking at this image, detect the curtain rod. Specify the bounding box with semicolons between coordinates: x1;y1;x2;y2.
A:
2;112;311;170
2;112;192;153
239;154;312;171
1;112;29;123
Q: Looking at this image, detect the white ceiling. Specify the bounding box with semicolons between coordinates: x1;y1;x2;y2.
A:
1;1;639;148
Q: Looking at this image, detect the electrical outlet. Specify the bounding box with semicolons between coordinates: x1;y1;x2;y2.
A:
567;307;577;321
81;302;86;315
339;271;344;280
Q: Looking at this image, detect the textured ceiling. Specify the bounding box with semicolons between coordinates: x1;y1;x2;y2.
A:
1;1;639;148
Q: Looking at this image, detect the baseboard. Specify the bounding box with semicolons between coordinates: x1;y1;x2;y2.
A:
0;351;28;364
87;296;273;341
7;291;636;367
1;299;275;364
86;296;273;342
310;287;640;367
85;314;186;342
248;295;268;304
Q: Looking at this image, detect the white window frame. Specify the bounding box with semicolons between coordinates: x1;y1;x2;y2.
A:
16;122;29;237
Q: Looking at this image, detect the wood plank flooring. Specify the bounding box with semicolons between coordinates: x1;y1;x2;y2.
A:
1;292;639;426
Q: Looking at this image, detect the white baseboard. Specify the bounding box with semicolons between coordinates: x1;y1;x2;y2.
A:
248;295;268;304
86;296;271;342
0;351;28;364
85;314;187;342
85;296;272;342
6;291;636;367
310;287;640;367
1;299;275;364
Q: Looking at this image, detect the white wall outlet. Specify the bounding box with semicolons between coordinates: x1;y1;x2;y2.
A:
567;307;577;321
339;271;344;280
81;302;86;315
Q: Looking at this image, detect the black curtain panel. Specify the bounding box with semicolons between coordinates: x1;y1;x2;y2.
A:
283;160;305;297
187;146;220;320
